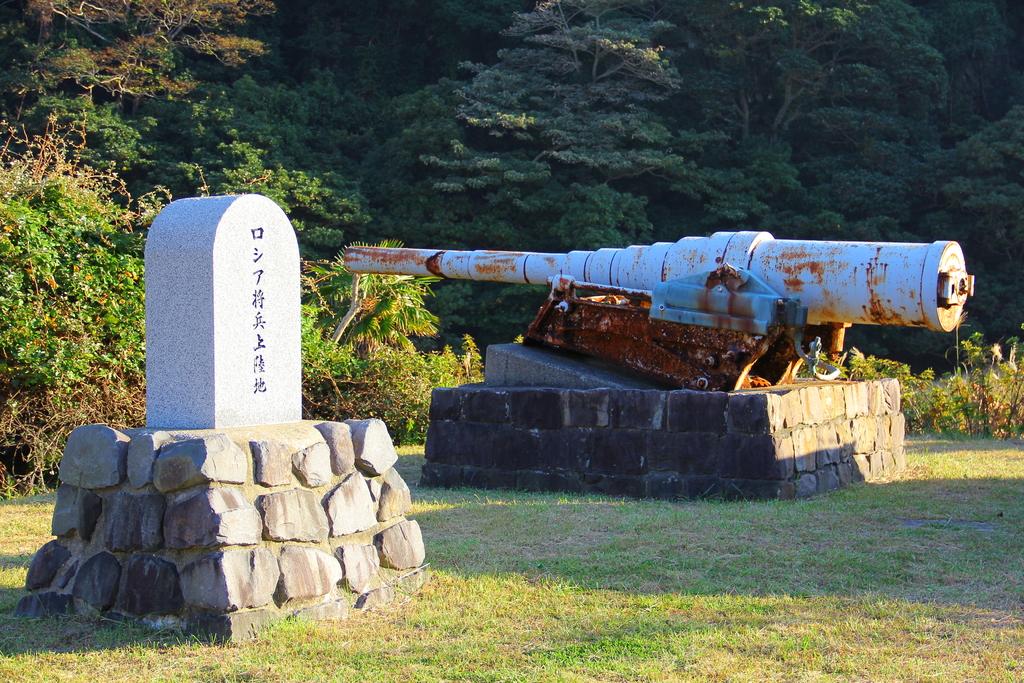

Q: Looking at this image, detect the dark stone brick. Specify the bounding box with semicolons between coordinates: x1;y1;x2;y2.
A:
563;389;610;427
725;392;775;434
419;462;462;488
426;421;503;468
25;540;71;591
666;390;728;433
508;389;565;429
719;434;793;480
116;555;183;615
682;476;721;499
719;479;796;500
537;428;591;471
796;473;817;498
817;466;840;494
15;592;73;618
647;431;720;474
105;491;165;551
645;472;683;500
187;608;277;642
586;430;648;475
516;470;556;492
429;388;463;421
461;389;510;423
491;427;543;470
550;471;584;493
609;390;665;429
462;467;516;490
590;475;646;498
73;551;121;611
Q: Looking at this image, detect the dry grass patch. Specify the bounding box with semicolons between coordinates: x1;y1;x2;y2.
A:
0;439;1021;681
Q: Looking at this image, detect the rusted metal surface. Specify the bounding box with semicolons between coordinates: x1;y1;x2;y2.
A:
525;278;787;391
344;233;975;390
345;232;973;332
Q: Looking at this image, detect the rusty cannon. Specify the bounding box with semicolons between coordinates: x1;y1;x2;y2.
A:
344;232;974;391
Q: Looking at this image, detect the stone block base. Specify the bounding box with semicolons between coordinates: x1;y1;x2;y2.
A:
17;419;427;641
423;379;905;500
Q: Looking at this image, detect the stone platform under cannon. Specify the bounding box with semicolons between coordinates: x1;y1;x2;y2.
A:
422;344;905;500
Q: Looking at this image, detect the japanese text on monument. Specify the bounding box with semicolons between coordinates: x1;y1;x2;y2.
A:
251;226;267;394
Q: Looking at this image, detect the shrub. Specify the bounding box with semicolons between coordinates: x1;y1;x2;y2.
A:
0;123;150;493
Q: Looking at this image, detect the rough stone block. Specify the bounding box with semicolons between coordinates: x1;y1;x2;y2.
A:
292;441;332;487
72;551;121;611
563;389;610;428
105;491;166;551
324;473;378;537
25;540;71;591
719;434;793;480
852;453;871;480
491;428;543;470
586;430;648;475
294;598;350;622
719;479;796;500
647;431;719;475
461;389;509;423
817;466;840;494
59;424;129;489
187;608;277;642
375;520;425;570
791;426;817;473
164;488;262;549
799;384;827;424
276;546;342;604
355;585;396;611
419;462;462;488
425;421;491;468
51;485;102;540
814;424;841;468
845;382;869;418
645;472;683;500
250;440;293;487
852;417;877;454
774;389;805;428
15;592;74;618
314;421;356;475
508;388;565;429
666;390;727;433
536;428;590;471
377;468;412;522
881;378;901;414
257;488;329;542
876;416;892;452
890;413;906;448
153;434;247;493
609;390;665;430
428;388;462;421
866;382;884;415
117;555;183;615
127;431;171;488
336;544;381;593
181;548;280;612
725;392;783;434
346;419;399;477
796;473;817;499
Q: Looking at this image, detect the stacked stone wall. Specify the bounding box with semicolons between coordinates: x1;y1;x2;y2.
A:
423;379;905;500
17;419;427;640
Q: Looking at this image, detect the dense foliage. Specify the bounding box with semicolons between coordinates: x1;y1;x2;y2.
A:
1;0;1021;363
2;1;1024;491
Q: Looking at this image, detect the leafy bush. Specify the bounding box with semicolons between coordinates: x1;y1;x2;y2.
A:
844;330;1024;438
0;123;151;493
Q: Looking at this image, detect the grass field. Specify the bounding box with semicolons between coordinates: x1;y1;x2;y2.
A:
0;438;1021;681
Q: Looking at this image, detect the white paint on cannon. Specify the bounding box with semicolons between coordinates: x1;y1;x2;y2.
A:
344;232;972;332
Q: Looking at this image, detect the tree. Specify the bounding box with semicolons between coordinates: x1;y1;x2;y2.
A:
20;0;274;109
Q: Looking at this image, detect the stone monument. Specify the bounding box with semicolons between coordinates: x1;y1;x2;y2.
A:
16;195;428;641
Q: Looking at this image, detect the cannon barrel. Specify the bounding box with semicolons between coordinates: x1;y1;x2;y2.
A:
344;231;973;332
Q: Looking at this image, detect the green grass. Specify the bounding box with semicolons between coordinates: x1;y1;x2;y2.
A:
0;438;1022;681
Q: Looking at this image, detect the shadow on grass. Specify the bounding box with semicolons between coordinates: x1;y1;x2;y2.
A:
2;446;1021;657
